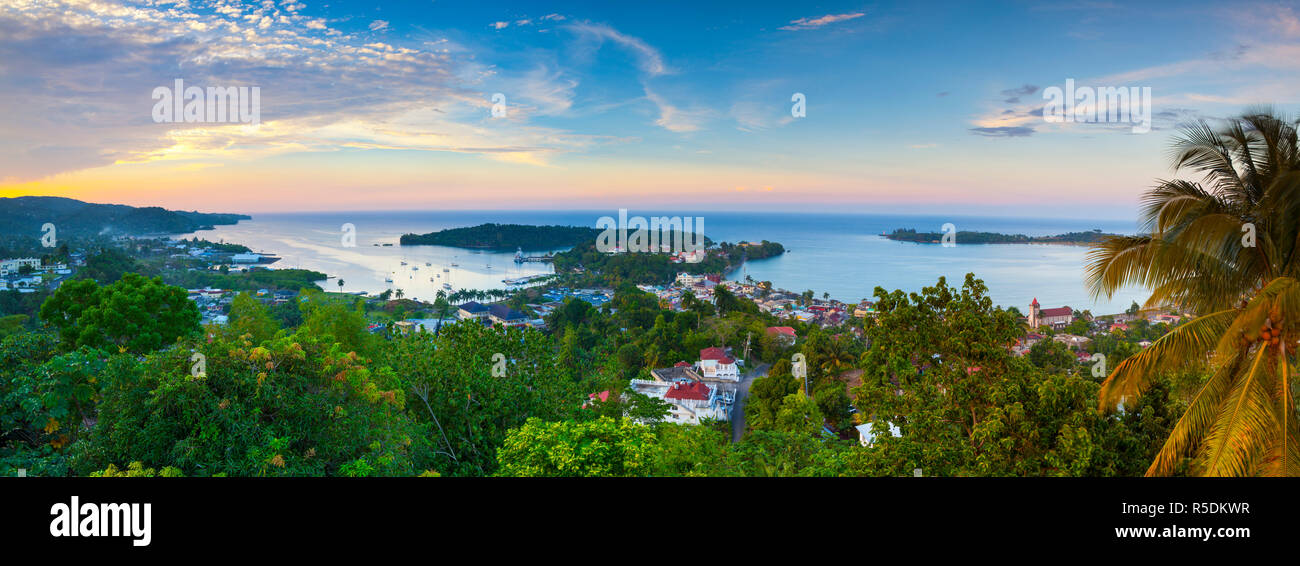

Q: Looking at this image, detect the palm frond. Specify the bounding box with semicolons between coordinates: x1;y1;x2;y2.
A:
1195;345;1276;476
1258;351;1300;477
1146;354;1243;476
1098;309;1238;409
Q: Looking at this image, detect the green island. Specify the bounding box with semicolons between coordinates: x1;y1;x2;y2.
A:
552;238;785;286
399;223;603;250
884;227;1119;245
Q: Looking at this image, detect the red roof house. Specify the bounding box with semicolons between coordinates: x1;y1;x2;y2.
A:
664;381;712;401
700;347;728;361
767;326;797;338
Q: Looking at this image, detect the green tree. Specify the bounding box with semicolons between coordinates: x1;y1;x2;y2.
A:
226;292;280;343
40;273;200;354
774;392;823;436
745;359;799;432
72;331;431;477
1028;338;1075;373
495;417;657;477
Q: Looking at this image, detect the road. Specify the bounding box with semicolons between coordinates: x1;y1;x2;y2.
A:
731;362;769;443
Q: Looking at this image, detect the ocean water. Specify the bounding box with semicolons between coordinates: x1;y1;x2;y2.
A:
177;210;1152;315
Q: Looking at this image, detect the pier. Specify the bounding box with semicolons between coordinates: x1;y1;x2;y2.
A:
514;248;554;263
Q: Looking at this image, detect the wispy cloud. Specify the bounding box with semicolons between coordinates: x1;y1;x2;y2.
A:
645;87;706;133
566;21;668;76
969;126;1035;138
779;12;866;31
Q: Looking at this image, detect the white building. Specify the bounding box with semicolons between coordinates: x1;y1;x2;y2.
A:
0;258;41;276
676;272;705;287
697;347;739;380
231;253;262;263
855;422;901;447
629;379;731;425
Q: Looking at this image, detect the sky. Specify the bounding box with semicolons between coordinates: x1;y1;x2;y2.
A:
1;0;1299;218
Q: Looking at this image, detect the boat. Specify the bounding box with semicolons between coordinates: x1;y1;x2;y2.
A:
430;277;436;282
413;266;419;271
384;277;393;283
426;262;432;266
400;261;407;265
442;283;452;290
443;267;450;272
450;263;458;267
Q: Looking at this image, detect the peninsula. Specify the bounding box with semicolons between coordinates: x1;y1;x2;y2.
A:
884;228;1119;245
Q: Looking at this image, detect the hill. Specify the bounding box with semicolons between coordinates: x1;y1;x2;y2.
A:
0;196;249;237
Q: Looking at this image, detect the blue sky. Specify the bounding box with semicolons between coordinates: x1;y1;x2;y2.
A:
2;0;1298;217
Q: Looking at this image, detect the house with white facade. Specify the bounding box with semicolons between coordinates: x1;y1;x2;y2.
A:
629;378;731;425
697;347;739;381
457;301;490;321
855;422;901;447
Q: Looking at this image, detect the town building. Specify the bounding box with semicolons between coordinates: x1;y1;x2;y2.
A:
1027;298;1073;330
457;301;490;321
697;347;739;380
855;422;901;447
766;326;798;345
0;258;41;276
628;378;731;425
487;304;529;327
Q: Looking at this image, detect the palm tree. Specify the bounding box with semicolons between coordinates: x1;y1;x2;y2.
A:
337;279;345;293
433;290;454;335
394;288;405;301
817;334;856;380
1085;109;1300;476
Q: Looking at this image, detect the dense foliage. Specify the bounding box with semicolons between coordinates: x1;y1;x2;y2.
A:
0;259;1184;477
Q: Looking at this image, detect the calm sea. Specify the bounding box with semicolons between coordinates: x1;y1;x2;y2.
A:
177;210;1151;315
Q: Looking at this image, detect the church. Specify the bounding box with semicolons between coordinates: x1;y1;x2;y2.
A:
1027;298;1074;330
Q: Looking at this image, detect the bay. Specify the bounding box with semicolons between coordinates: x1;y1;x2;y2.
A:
177;210;1151;315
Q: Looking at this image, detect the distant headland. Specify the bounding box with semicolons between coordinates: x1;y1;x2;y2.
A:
883;227;1119;245
0;196;249;237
